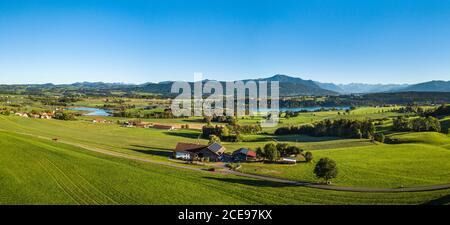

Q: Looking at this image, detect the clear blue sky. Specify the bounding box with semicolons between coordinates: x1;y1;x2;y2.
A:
1;0;450;84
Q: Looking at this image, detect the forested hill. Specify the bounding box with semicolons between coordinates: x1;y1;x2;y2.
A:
397;81;450;92
1;75;449;97
0;75;338;97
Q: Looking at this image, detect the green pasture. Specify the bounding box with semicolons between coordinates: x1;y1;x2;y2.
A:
240;132;450;188
1;130;450;205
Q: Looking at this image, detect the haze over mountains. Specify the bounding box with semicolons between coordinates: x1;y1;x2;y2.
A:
243;74;450;96
130;74;450;96
1;74;449;96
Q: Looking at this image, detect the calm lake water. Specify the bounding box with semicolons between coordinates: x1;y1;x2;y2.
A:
256;106;350;112
69;106;349;117
280;106;350;112
70;107;111;116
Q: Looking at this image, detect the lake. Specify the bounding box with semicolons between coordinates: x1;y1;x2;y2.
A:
70;107;111;116
255;106;350;112
280;106;350;112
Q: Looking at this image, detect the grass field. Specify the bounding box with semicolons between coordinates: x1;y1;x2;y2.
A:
240;134;450;188
1;130;450;205
0;115;374;159
237;106;408;133
1;115;450;189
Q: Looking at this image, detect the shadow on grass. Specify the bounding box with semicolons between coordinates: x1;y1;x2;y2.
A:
164;131;201;139
127;144;173;157
424;194;450;205
202;177;295;188
181;118;205;123
245;135;341;143
440;119;450;134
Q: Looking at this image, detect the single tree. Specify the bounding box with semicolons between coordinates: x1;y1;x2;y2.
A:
263;143;279;162
276;143;289;156
255;147;265;159
313;158;338;183
208;135;221;145
286;146;302;156
374;133;385;143
304;151;313;163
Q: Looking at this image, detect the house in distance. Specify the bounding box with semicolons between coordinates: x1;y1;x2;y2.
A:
174;142;225;162
232;148;257;162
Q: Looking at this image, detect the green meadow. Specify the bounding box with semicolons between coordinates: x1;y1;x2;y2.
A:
240;132;450;188
1;104;450;205
1;130;450;205
1;115;450;189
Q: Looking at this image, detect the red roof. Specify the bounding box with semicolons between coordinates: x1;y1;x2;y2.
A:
234;148;256;157
247;150;257;157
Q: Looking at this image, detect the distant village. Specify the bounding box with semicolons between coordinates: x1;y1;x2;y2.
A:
14;111;54;119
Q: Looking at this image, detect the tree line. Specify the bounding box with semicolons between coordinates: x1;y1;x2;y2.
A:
392;116;441;132
255;143;312;163
202;125;243;142
275;119;376;139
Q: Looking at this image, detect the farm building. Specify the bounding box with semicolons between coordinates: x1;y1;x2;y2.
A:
92;118;107;123
136;122;153;128
40;113;52;119
152;124;175;130
173;142;226;162
280;157;297;164
121;122;134;128
232;148;257;161
15;112;29;118
174;151;194;160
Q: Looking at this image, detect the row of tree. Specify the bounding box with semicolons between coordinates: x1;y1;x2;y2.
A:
113;108;177;119
255;143;312;162
203;115;237;124
428;104;450;117
392;116;441;132
53;111;76;121
275;119;376;139
202;125;243;142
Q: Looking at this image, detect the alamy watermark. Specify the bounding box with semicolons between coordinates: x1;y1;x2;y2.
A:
170;73;280;127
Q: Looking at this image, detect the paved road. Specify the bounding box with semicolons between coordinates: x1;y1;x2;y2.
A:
6;129;450;193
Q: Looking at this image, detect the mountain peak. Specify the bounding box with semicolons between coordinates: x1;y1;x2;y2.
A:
262;74;311;83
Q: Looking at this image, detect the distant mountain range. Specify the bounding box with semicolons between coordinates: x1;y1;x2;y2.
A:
128;75;337;96
243;75;337;96
256;74;449;95
315;81;410;94
396;80;450;92
1;74;449;96
243;74;449;95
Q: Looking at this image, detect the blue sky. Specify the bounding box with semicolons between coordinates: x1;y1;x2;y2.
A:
0;0;450;84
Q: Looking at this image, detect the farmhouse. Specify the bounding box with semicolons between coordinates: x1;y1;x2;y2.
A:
121;122;134;127
40;113;52;119
15;112;29;118
174;142;226;162
232;148;257;161
92;118;107;123
152;124;175;130
136;122;153;128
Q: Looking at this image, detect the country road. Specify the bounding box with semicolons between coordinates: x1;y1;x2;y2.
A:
6;129;450;193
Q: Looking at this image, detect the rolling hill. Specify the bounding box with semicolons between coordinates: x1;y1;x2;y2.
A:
1;75;449;96
397;81;450;92
315;82;409;94
244;74;338;96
